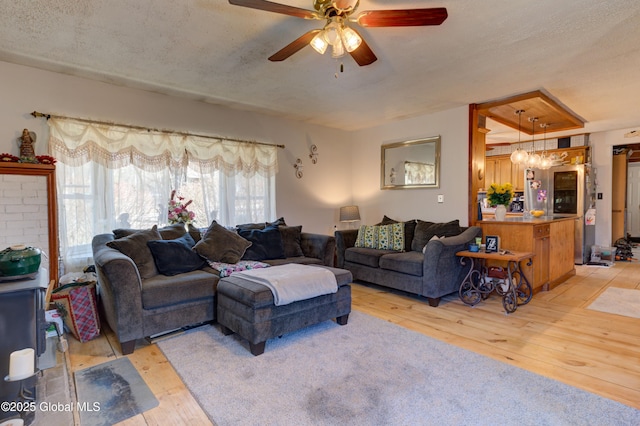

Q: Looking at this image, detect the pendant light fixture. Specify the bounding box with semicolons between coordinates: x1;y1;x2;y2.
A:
510;110;529;165
525;116;541;168
538;123;553;170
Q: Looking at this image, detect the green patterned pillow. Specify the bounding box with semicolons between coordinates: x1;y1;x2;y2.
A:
355;223;405;251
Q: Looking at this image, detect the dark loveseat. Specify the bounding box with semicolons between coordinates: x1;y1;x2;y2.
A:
335;218;481;307
92;220;335;354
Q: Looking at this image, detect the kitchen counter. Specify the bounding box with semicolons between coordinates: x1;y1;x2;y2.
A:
478;218;575;293
480;215;576;224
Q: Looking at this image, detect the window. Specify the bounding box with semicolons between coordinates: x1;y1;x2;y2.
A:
49;118;278;272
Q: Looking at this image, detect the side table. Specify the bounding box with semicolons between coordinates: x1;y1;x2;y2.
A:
456;249;535;313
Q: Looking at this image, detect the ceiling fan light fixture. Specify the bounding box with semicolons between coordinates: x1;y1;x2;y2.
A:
323;21;342;45
310;32;328;54
341;26;361;52
331;39;346;58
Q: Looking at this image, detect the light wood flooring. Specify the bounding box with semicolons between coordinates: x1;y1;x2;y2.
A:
66;260;640;424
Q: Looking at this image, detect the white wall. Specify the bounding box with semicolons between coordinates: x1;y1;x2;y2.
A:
0;61;352;235
349;106;470;226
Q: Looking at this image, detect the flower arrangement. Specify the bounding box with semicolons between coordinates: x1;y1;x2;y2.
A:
168;190;195;224
487;182;514;206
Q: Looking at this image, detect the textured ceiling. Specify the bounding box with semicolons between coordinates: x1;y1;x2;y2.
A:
1;0;640;141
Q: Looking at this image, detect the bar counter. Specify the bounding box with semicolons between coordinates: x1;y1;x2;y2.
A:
478;215;576;293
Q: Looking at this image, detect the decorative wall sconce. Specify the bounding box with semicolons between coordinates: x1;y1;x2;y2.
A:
309;144;318;164
294;158;304;178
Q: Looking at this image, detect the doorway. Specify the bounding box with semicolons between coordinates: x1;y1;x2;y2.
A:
611;144;640;243
628;162;640;241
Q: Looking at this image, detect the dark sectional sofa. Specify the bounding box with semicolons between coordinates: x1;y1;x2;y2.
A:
335;217;482;307
92;219;335;354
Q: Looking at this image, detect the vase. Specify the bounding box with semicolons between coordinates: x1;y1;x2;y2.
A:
495;204;507;221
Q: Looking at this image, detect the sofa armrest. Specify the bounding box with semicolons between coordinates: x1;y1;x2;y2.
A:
92;234;144;344
334;229;358;268
422;226;483;297
300;232;336;266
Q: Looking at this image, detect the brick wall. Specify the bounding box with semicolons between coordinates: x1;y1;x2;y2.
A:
0;174;50;259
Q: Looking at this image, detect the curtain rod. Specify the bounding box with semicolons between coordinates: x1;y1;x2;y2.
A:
30;111;285;149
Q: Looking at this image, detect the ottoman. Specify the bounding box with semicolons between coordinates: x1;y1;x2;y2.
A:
216;265;352;355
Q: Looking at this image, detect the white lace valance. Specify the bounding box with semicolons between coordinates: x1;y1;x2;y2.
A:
48;117;278;176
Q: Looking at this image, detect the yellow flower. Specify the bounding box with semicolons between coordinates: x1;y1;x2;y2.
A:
487;182;513;206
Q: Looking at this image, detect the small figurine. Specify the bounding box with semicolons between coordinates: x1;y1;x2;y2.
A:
18;128;37;159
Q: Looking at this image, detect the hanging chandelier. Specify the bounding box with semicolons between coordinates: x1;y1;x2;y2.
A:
538;123;553;170
525;117;541;168
510;110;529;165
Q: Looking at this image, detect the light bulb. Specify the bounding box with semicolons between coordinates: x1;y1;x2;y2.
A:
526;153;541;168
539;155;552;170
341;26;362;52
310;31;328;54
510;148;529;165
323;21;342;46
331;40;345;58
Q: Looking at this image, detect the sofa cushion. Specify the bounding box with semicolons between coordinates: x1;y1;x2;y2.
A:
355;223;404;251
376;216;417;252
147;233;206;276
379;251;424;277
141;269;217;310
193;221;252;264
107;225;161;279
113;223;186;240
345;247;396;268
238;225;286;261
278;225;304;258
411;220;461;252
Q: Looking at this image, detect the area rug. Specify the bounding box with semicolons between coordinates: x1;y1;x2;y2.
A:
157;311;640;425
588;287;640;319
74;357;159;426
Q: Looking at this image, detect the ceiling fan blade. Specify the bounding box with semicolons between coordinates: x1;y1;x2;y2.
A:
228;0;317;19
349;33;377;66
355;8;448;27
268;30;321;62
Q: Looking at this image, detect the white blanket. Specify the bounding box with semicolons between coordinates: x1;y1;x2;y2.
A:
233;264;338;306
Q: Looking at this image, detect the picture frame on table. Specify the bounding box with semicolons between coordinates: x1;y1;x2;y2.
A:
485;235;500;253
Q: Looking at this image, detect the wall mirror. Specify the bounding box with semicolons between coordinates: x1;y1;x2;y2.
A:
0;163;58;280
381;136;441;189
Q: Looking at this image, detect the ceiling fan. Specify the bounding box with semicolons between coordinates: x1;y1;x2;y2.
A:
228;0;448;66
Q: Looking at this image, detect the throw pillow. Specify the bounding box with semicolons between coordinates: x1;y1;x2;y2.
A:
376;215;398;225
236;217;287;231
423;235;442;253
193;221;252;264
411;220;461;252
278;225;304;258
107;226;161;279
355;223;405;251
206;259;271;278
238;225;286;261
147;233;206;276
113;223;186;240
376;216;417;251
188;223;206;243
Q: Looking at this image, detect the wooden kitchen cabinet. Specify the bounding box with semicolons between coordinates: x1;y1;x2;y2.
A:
511;161;525;191
480;217;575;294
485;156;514;187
